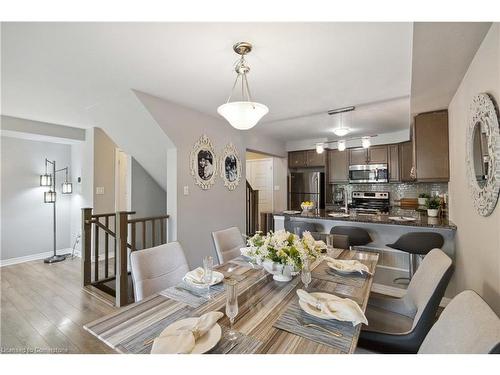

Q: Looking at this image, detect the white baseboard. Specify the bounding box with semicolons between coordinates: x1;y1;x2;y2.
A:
0;248;74;267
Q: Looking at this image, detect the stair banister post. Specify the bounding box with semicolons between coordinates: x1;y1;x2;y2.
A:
81;208;93;286
115;211;129;307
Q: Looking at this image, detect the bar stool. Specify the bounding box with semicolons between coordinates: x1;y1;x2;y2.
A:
284;220;317;237
387;232;444;284
330;226;372;250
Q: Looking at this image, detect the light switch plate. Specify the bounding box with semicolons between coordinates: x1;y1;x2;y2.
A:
96;187;105;195
183;186;189;196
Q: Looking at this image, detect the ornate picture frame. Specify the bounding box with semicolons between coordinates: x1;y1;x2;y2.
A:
466;93;500;216
190;134;217;190
220;143;242;191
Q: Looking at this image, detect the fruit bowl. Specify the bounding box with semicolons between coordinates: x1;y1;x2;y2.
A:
300;201;315;212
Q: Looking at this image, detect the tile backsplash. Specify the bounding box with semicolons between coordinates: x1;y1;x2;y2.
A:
331;182;448;205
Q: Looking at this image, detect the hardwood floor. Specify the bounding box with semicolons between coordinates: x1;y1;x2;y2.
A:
1;256;116;354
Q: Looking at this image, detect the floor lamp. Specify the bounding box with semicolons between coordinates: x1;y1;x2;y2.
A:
40;158;73;264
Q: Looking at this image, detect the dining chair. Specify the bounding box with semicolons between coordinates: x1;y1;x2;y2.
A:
358;248;453;353
130;241;189;302
418;290;500;354
211;227;245;264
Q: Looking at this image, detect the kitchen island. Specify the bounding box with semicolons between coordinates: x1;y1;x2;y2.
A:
273;210;457;262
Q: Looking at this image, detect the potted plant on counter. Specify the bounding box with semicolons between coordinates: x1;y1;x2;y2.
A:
418;193;430;206
426;196;441;217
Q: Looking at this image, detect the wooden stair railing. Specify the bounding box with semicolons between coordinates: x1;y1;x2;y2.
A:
246;181;259;236
81;208;169;307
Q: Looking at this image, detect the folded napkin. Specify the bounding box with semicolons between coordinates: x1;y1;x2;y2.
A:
297;289;368;326
324;256;372;275
151;311;224;354
184;267;209;284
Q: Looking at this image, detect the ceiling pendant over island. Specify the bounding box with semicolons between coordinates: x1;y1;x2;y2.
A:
217;42;269;130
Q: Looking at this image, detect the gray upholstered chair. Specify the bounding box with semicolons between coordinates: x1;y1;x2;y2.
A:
387;232;444;284
130;241;189;302
211;227;245;264
284;220;317;237
358;248;453;353
330;226;371;249
418;290;500;354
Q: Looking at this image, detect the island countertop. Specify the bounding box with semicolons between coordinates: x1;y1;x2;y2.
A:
273;210;457;231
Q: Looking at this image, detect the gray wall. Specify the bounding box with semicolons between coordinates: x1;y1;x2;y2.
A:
131;157;167;249
136;91;286;267
1;136;72;260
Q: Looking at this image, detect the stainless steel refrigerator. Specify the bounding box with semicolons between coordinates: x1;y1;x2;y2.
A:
288;171;325;210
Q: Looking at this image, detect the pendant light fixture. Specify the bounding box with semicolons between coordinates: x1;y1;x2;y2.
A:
217;42;269;130
61;168;73;194
315;143;325;154
338;140;346;151
329;107;354;137
361;136;371;149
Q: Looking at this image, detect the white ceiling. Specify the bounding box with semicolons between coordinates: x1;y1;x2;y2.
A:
1;22;413;140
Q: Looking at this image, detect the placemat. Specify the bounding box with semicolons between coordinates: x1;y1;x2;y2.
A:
160;282;225;308
207;327;262;354
273;300;356;354
311;261;368;288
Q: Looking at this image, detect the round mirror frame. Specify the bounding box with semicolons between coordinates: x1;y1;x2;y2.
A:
466;93;500;216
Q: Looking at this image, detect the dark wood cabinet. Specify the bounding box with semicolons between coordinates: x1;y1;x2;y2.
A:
328;149;349;183
400;141;415;182
368;145;388;164
349;148;367;165
388;144;400;182
306;150;326;167
414;110;449;181
288;151;307;168
288;150;325;168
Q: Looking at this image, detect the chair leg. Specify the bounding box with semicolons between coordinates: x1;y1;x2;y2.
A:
393;253;412;285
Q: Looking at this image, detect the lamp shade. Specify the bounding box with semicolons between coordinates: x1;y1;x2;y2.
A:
332;127;351;137
315;143;325;154
40;174;52;186
362;137;371;149
44;190;56;203
62;182;73;194
338;140;346;151
217;101;269;130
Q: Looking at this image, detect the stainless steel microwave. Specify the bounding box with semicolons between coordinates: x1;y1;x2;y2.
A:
349;164;388;183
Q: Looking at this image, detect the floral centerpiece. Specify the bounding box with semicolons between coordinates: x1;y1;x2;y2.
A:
241;230;326;282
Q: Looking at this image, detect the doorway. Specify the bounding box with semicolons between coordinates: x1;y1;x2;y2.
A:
115;148;131;212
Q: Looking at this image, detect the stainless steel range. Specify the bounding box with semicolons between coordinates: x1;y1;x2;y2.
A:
351;191;390;214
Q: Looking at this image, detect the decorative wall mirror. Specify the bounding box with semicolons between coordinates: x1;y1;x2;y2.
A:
466;93;500;216
190;134;218;190
220;143;242;191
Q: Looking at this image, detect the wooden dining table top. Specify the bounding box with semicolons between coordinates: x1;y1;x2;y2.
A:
84;249;379;354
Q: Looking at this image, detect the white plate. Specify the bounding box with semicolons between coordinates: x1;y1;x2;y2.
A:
154;318;222;354
326;260;369;276
388;216;416;222
182;271;224;289
283;210;301;215
328;212;350;218
298;292;341;320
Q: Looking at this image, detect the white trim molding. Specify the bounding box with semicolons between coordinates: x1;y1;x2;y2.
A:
0;248;75;267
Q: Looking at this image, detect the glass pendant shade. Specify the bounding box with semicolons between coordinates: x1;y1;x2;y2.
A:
44;190;56;203
40;174;52;186
332;127;351;137
62;182;73;194
362;137;371;149
217;101;269;130
338;140;346;151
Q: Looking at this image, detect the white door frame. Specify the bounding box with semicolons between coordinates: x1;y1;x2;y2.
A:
114;148;132;212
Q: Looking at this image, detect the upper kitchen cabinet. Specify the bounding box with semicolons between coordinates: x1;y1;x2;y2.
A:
328;149;349;183
288;151;307;168
349;145;388;165
400;141;415;182
288;150;325;168
306;150;326;167
388;144;400;182
414;110;450;182
349;148;368;165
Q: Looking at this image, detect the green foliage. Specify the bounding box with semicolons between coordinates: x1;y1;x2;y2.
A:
426;196;441;209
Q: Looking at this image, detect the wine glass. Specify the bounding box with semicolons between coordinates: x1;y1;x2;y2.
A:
301;258;312;290
203;256;213;299
225;281;239;341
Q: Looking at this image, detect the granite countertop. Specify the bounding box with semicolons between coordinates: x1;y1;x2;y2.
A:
273;209;457;230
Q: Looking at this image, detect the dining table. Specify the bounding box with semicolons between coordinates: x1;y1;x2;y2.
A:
84;248;379;354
